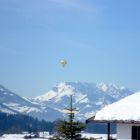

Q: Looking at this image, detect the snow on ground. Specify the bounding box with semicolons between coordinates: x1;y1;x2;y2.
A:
82;133;116;140
0;134;50;140
0;133;116;140
95;91;140;121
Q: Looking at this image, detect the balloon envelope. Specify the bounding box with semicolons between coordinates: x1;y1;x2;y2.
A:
60;59;67;67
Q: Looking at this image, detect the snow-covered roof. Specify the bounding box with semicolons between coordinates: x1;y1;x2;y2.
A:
93;91;140;122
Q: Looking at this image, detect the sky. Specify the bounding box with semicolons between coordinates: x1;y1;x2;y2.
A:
0;0;140;97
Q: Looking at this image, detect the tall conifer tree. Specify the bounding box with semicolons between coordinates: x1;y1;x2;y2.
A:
55;95;85;140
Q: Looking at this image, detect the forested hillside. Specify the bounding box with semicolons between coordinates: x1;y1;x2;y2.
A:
0;112;54;135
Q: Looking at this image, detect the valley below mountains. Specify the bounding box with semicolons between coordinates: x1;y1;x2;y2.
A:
0;82;134;121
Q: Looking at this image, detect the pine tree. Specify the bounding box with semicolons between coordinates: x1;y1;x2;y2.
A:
54;95;85;140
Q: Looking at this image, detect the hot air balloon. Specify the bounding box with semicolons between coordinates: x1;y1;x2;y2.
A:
60;59;67;67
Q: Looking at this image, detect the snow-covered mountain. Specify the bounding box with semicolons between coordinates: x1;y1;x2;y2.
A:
0;84;40;113
0;82;134;121
0;85;62;121
34;82;133;121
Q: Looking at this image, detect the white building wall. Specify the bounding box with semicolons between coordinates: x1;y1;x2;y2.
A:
117;123;140;140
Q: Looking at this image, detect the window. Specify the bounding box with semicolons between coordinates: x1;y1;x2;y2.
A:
132;126;140;140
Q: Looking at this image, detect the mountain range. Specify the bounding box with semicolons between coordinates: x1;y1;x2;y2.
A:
0;82;134;121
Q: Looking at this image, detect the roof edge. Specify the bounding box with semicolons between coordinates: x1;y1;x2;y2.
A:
86;116;140;124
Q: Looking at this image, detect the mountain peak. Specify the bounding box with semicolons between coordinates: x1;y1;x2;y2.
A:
0;82;134;121
34;81;133;120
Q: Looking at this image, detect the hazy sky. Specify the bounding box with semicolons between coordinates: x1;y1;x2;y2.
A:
0;0;140;97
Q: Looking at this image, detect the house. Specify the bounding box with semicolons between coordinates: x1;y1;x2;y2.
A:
39;131;50;138
86;91;140;140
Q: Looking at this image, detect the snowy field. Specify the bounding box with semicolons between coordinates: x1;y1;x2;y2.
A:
0;134;52;140
0;133;116;140
82;133;116;139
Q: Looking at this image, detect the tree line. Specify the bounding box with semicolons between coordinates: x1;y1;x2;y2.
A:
0;112;54;135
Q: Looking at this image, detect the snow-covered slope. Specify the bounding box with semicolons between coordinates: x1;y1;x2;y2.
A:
0;85;61;121
95;91;140;121
97;83;131;100
0;84;41;113
0;103;18;114
34;82;133;121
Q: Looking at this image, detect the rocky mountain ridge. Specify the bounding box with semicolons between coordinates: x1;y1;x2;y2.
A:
0;82;134;121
